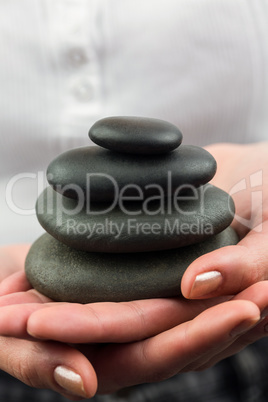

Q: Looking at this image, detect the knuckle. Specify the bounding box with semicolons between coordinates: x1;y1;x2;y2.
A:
7;351;37;388
127;301;147;332
3;339;46;389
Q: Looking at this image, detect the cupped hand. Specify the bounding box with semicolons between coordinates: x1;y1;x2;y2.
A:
1;142;268;398
0;265;268;396
0;245;98;400
182;142;268;299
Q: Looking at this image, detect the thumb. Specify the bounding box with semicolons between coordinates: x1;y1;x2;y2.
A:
181;222;268;299
0;337;97;400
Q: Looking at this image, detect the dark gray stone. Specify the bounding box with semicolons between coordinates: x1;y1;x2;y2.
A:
25;227;239;303
88;116;183;154
36;184;235;253
47;145;217;202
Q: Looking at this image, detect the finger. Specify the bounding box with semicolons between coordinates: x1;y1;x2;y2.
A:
86;300;260;394
0;271;32;296
26;297;228;343
0;297;225;342
181;221;268;299
0;289;54;339
182;281;268;371
0;288;52;307
232;280;268;309
0;304;52;339
196;315;268;372
0;336;97;400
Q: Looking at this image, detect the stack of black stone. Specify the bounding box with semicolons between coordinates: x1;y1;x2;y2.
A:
25;116;238;303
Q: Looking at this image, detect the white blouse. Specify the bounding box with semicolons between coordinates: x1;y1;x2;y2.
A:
0;0;268;243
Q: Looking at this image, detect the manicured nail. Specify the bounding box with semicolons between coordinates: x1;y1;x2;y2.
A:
189;271;222;298
54;366;87;398
230;317;260;338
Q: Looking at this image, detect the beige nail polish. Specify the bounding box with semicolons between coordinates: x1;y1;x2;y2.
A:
189;271;223;298
54;365;87;398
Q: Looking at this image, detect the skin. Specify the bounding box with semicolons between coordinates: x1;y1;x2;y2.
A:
182;142;268;297
0;142;268;400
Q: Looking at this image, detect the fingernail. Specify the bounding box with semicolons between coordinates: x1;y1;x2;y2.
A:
54;366;87;398
189;271;223;298
230;317;260;338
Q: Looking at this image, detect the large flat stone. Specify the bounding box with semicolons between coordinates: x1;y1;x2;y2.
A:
25;227;239;303
36;184;235;253
89;116;183;154
47;145;216;202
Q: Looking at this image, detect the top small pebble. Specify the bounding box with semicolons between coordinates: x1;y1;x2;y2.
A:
89;116;183;154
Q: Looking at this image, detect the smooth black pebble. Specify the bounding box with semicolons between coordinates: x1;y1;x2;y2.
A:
47;145;217;202
36;184;235;253
25;227;239;303
89;116;183;154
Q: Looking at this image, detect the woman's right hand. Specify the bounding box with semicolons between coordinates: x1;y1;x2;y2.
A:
0;253;267;399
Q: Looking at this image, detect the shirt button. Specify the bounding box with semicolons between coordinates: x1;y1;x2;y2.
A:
71;78;95;102
66;47;88;68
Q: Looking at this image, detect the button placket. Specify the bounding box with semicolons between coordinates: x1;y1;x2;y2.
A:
45;0;103;134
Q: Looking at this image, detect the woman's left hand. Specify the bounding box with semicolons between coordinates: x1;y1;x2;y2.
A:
181;142;268;299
